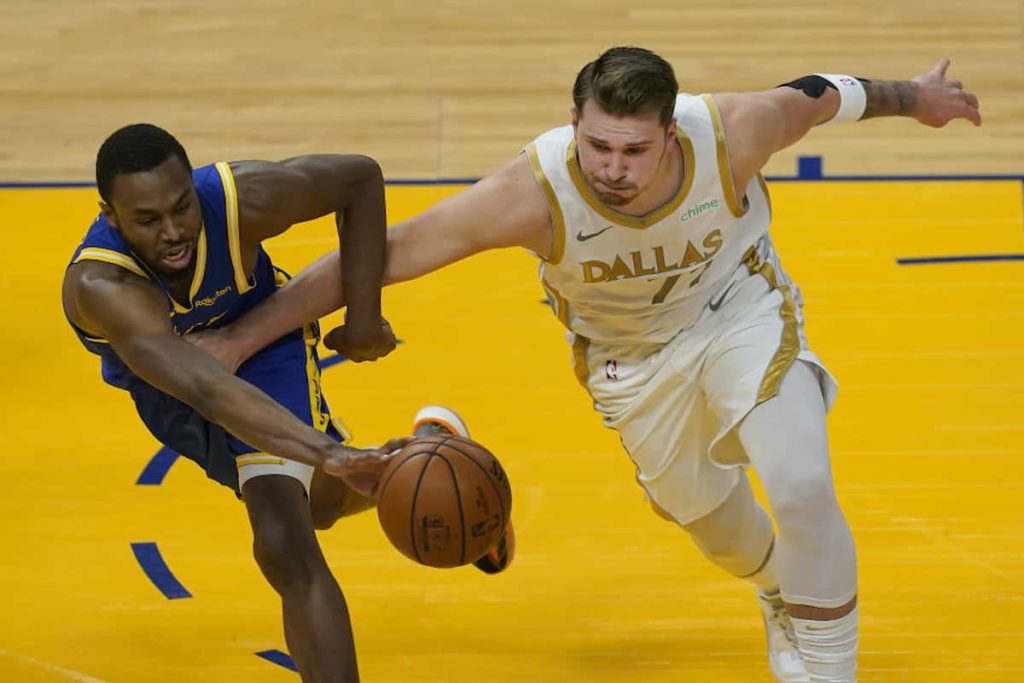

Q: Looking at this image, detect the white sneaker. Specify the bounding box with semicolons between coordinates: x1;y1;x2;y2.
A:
758;589;810;683
412;405;470;438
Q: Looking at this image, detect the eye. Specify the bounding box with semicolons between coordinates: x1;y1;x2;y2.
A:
138;216;159;227
173;200;191;214
625;148;646;156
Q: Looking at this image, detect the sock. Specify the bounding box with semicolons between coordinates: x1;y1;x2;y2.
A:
789;606;858;682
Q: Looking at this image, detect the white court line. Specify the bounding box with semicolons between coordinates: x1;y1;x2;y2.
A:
0;649;108;683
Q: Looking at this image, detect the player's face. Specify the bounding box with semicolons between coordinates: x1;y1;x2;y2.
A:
572;99;676;207
101;155;202;278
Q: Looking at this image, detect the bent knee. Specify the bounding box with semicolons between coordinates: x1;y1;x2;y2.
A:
771;475;843;535
252;530;324;593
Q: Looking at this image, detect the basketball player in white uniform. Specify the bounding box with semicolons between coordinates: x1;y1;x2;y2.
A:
192;47;981;682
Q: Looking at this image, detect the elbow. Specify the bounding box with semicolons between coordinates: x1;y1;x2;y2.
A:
345;154;383;185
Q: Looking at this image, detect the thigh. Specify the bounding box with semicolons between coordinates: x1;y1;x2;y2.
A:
737;360;834;500
594;347;740;526
232;328;341;496
234;327;331;436
309;470;374;527
242;474;322;557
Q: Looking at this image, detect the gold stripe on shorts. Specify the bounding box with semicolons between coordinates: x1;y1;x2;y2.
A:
743;247;799;403
236;454;286;468
571;334;591;388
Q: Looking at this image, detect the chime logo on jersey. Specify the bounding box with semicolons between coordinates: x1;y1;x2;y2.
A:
580;228;723;283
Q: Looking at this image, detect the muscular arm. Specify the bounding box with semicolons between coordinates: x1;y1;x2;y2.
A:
63;263;345;469
231;155;388;344
714;59;981;192
209;154;553;364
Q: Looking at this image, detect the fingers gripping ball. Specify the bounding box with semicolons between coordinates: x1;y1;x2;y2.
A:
377;436;511;568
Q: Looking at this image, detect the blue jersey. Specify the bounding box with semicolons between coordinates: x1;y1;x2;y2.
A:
67;162;277;388
65;162;344;493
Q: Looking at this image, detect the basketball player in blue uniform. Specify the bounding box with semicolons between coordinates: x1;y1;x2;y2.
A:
189;51;980;682
62;123;410;682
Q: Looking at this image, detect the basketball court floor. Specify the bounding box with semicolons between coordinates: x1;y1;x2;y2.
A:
0;174;1021;682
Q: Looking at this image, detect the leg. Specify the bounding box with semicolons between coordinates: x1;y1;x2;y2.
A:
681;476;808;682
309;471;374;530
243;474;360;683
739;360;858;682
681;474;777;590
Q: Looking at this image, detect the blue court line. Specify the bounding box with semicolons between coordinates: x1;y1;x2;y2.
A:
2;157;1022;187
136;446;179;485
897;254;1024;265
317;339;403;370
255;650;298;672
319;352;348;370
0;179;479;188
129;542;193;599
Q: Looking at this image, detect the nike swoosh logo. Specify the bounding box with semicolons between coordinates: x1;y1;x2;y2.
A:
708;282;736;311
576;225;615;242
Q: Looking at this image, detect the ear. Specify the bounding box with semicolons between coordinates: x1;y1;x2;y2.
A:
99;201;119;229
666;117;678;141
570;105;579;133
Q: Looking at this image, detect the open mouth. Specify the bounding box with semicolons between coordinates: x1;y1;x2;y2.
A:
161;242;193;269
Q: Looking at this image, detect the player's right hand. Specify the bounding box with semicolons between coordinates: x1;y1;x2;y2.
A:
323;316;398;362
322;438;412;497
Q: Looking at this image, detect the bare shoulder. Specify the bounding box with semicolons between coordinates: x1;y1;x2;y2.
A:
710;91;774;131
63;261;164;336
227;159;287;210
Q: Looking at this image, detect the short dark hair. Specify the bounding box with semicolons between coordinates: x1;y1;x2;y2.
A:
95;123;192;203
572;46;678;127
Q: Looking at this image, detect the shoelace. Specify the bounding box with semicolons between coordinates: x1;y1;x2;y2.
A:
763;597;800;649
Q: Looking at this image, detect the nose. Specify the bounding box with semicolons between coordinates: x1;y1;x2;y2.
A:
606;153;627;182
160;216;186;242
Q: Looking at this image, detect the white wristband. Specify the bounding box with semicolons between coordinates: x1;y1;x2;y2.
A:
815;73;867;123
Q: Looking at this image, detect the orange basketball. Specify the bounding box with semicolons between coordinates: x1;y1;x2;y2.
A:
376;435;511;568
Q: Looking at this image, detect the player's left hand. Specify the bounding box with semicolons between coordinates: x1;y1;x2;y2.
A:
323;316;397;362
911;58;981;128
184;326;248;374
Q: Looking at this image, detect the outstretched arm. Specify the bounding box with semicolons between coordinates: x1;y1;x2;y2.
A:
714;58;981;192
194;154;553;369
232;154;394;362
63;264;398;496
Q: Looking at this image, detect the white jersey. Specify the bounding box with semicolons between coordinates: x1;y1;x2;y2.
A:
529;93;772;345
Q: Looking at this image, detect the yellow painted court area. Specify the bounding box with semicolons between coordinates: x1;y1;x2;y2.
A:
0;179;1022;682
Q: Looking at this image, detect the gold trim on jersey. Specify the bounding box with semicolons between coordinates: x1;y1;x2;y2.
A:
83;334;110;344
702;94;747;218
525;144;567;264
73;248;149;279
169;226;209;314
571;334;591;387
565;131;695;229
757;173;772;217
215;162;252;294
742;247;799;403
541;278;571;329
